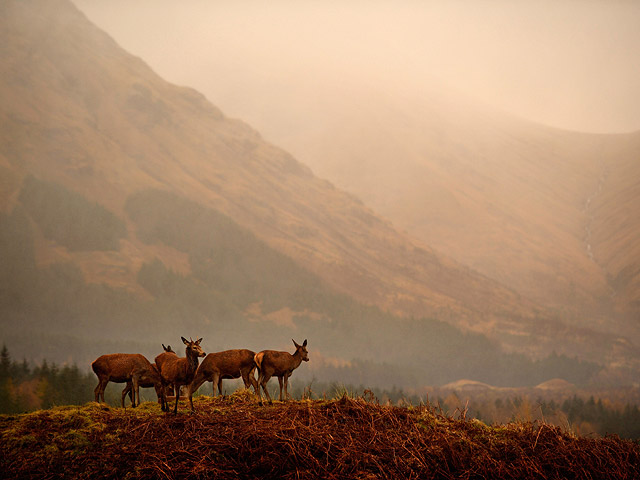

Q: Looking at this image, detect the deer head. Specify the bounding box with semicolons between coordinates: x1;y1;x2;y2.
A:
293;338;309;362
182;336;206;358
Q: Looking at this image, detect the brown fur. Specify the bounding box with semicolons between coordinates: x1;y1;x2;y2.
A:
155;337;205;413
122;345;176;407
189;349;258;403
91;353;161;407
120;363;167;407
255;339;308;404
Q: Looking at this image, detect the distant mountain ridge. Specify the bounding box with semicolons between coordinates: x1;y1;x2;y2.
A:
216;63;640;341
0;0;636;378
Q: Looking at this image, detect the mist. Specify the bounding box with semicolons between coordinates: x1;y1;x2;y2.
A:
73;0;640;135
2;0;640;422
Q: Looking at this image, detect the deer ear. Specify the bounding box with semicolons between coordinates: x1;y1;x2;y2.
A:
303;339;307;347
196;338;202;345
181;336;188;345
292;339;300;348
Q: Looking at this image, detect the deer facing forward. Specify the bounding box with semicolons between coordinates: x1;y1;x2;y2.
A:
155;337;205;413
255;339;308;404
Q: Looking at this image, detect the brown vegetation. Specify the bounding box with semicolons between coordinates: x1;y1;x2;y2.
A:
1;392;639;479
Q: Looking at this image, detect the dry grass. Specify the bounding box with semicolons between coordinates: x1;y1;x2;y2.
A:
1;390;638;479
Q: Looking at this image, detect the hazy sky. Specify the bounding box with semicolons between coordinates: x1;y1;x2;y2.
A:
74;0;640;134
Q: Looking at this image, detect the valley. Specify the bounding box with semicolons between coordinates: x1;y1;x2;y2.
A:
0;0;639;392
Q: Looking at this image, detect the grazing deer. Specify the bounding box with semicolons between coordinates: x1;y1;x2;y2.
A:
122;345;176;408
254;339;308;404
188;349;258;403
121;363;166;407
92;353;162;407
155;337;205;413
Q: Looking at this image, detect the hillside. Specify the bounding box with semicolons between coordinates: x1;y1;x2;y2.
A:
1;394;639;479
0;0;637;381
219;83;640;335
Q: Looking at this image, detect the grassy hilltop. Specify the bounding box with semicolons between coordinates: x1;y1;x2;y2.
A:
1;391;638;479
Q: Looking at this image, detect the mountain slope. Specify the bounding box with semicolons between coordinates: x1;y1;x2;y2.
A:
218;77;640;334
589;133;640;318
0;0;635;373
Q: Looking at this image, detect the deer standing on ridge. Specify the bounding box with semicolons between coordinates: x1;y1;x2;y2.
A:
254;339;308;404
122;345;175;408
188;349;258;404
92;353;162;407
155;337;205;413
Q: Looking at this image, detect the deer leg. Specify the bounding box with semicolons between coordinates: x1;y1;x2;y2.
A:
248;366;259;395
161;384;169;412
173;383;180;414
189;383;195;413
210;372;220;397
188;371;207;409
94;379;102;403
256;370;264;404
278;376;284;401
95;378;109;403
284;373;290;401
260;373;273;404
243;366;259;395
132;376;140;408
121;382;131;408
101;380;108;403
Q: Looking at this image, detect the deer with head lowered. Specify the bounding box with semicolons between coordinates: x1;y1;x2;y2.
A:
92;353;162;408
155;337;205;413
188;349;258;404
122;345;175;408
254;339;308;404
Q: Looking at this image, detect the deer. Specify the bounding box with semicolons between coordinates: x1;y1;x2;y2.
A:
155;337;205;413
92;353;162;408
122;345;175;408
188;349;259;404
121;363;165;407
254;339;308;404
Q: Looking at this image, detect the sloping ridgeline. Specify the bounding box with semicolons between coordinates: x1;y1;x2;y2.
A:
0;178;599;388
124;189;599;388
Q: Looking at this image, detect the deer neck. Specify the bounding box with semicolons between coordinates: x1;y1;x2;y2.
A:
291;351;303;370
186;351;199;374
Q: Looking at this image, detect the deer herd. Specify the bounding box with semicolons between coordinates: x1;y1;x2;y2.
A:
91;337;309;413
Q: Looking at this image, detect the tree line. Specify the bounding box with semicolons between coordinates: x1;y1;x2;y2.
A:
0;345;96;413
1;345;638;440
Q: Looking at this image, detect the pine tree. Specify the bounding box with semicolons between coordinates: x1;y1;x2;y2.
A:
0;345;15;413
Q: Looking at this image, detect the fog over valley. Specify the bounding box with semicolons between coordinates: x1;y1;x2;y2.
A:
1;0;640;418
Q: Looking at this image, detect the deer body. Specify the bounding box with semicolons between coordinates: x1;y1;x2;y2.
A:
121;363;166;407
155;337;205;413
122;345;176;408
255;339;308;404
189;349;258;402
92;353;160;407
